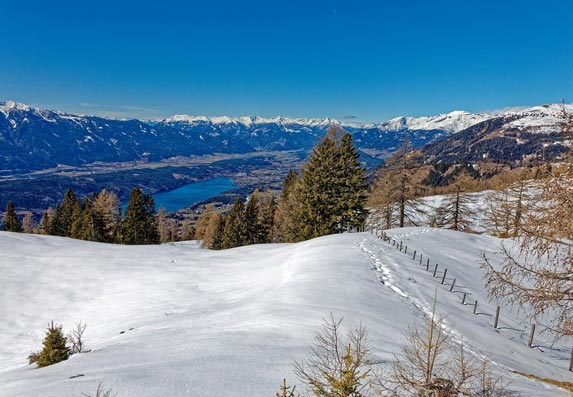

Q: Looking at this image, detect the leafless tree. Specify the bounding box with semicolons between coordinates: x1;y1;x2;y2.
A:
436;174;476;232
67;321;87;354
370;139;427;229
482;104;573;337
377;299;514;396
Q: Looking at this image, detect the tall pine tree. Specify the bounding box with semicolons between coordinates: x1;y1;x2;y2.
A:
3;201;22;232
294;127;368;240
221;197;245;249
295;131;340;239
122;188;160;245
335;133;368;232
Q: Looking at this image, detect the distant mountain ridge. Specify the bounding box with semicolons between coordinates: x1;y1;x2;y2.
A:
0;100;568;174
415;103;573;165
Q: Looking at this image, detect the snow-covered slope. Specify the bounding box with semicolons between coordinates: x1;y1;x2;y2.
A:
0;231;571;396
503;104;573;133
377;110;490;133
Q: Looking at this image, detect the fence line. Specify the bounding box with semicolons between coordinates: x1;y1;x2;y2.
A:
375;229;573;372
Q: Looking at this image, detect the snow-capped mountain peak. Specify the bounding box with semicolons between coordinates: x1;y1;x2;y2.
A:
376;110;490;133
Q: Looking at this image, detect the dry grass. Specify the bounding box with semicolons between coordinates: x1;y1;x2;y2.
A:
513;371;573;392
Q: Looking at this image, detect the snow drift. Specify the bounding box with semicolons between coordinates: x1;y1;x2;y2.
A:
0;230;571;396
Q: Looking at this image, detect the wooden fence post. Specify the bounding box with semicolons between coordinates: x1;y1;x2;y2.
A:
405;246;408;254
392;240;395;246
462;293;467;305
528;324;536;347
419;254;423;266
569;343;573;372
494;306;500;329
473;300;478;315
433;264;439;278
449;278;456;292
426;258;430;271
441;269;447;285
399;241;403;251
413;250;416;260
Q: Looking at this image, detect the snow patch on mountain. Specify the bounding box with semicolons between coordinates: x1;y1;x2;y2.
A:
505;104;573;133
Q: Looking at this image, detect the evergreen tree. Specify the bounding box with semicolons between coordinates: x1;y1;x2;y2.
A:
70;199;85;239
48;204;64;235
122;188;147;244
221;197;245;249
52;188;77;237
335;133;368;232
257;194;276;244
244;190;260;245
3;201;22;232
276;378;298;397
295;131;340;239
36;321;70;368
294;127;368;240
143;194;160;244
273;170;300;242
38;210;51;235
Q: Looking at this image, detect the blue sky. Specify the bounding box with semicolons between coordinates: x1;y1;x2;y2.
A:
1;0;572;121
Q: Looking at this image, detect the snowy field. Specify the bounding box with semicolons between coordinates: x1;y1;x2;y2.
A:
0;229;572;396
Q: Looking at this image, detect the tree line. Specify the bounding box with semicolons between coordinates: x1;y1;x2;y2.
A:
197;127;368;249
1;187;161;245
1;126;368;248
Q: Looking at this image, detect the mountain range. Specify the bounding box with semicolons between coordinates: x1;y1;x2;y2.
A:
1;100;570;176
415;104;572;165
0;100;491;174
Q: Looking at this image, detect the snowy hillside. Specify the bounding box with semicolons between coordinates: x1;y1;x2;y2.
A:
0;231;571;396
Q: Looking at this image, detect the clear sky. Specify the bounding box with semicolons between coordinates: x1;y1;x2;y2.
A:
1;0;572;122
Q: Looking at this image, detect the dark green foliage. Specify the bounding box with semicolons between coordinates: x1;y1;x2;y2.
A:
257;195;276;244
36;321;70;368
122;188;159;245
50;189;77;237
3;201;22;232
336;133;369;232
38;210;51;235
222;197;246;249
208;190;277;250
296;132;340;239
243;191;260;245
294;128;368;240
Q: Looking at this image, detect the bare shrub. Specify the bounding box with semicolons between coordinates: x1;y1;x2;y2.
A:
82;382;115;397
377;300;515;396
27;351;40;365
67;321;87;354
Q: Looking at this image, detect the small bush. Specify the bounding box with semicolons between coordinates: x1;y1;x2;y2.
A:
36;321;70;368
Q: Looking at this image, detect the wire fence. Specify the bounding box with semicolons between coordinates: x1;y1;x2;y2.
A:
364;228;573;373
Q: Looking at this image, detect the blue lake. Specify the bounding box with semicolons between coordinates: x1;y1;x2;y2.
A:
123;177;237;213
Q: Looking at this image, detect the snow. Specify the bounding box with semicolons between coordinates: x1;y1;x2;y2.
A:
505;104;573;133
161;111;485;133
379;110;490;133
0;230;572;396
162;114;340;128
